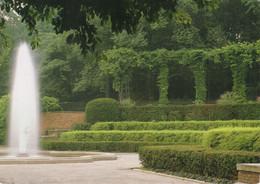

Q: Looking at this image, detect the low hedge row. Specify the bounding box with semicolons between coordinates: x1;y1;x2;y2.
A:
59;130;205;144
41;141;173;152
120;103;260;121
139;145;260;180
202;127;260;152
90;120;260;131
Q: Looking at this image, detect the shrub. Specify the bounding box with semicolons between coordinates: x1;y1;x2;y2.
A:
72;122;91;131
59;130;204;144
41;141;173;152
217;91;245;105
202;127;260;152
121;98;136;107
90;120;260;131
0;95;9;144
139;145;260;180
85;98;120;125
40;96;62;112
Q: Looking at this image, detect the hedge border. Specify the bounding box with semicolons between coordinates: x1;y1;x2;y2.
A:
41;141;175;152
202;127;260;152
139;145;260;180
90;120;260;131
59;130;205;144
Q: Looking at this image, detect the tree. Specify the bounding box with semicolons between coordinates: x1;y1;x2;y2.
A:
0;0;220;54
100;48;140;103
213;0;260;42
38;33;85;101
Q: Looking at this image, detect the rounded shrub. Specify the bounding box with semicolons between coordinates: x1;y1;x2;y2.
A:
85;98;120;125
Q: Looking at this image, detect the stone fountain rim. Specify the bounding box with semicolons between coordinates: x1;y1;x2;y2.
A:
0;150;117;164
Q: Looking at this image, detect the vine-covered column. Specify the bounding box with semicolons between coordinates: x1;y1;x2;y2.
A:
223;43;251;100
190;62;207;104
188;50;207;104
158;64;169;104
230;61;248;99
152;49;170;105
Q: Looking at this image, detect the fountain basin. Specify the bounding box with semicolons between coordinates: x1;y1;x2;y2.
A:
0;151;117;164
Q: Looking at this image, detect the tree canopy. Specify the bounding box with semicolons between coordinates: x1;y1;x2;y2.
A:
0;0;219;54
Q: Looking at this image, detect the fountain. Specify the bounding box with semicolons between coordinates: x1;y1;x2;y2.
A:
0;42;116;164
8;42;40;156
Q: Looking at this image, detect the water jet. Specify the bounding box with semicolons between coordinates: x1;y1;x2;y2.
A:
0;42;116;164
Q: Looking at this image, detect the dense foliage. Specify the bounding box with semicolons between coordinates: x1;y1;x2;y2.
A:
85;98;120;124
0;0;259;104
0;0;219;53
139;145;260;180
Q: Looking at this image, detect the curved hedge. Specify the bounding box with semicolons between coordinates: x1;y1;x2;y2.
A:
90;120;260;131
139;145;260;180
41;141;173;152
59;130;205;144
85;98;120;124
202;127;260;152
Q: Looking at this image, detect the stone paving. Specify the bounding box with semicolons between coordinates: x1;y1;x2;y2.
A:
0;153;210;184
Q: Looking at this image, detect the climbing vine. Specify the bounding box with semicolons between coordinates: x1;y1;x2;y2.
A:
99;41;259;104
185;50;207;104
221;43;252;100
158;64;169;104
152;49;170;104
100;48;139;103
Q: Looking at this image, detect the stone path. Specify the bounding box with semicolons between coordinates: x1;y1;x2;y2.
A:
0;153;209;184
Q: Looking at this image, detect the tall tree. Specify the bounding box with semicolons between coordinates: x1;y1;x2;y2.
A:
0;0;220;53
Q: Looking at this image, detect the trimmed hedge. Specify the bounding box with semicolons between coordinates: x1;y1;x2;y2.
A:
121;103;260;121
85;98;120;124
139;145;260;180
234;103;260;120
41;141;173;152
121;105;189;121
90;120;260;131
202;127;260;152
59;130;205;144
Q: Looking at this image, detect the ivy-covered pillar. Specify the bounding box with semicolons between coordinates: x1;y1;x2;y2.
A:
230;61;247;99
223;43;251;100
185;50;207;104
158;64;169;104
190;61;207;104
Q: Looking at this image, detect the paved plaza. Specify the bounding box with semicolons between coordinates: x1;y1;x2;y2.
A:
0;153;209;184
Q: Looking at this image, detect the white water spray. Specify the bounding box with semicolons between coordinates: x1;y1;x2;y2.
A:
8;43;40;156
